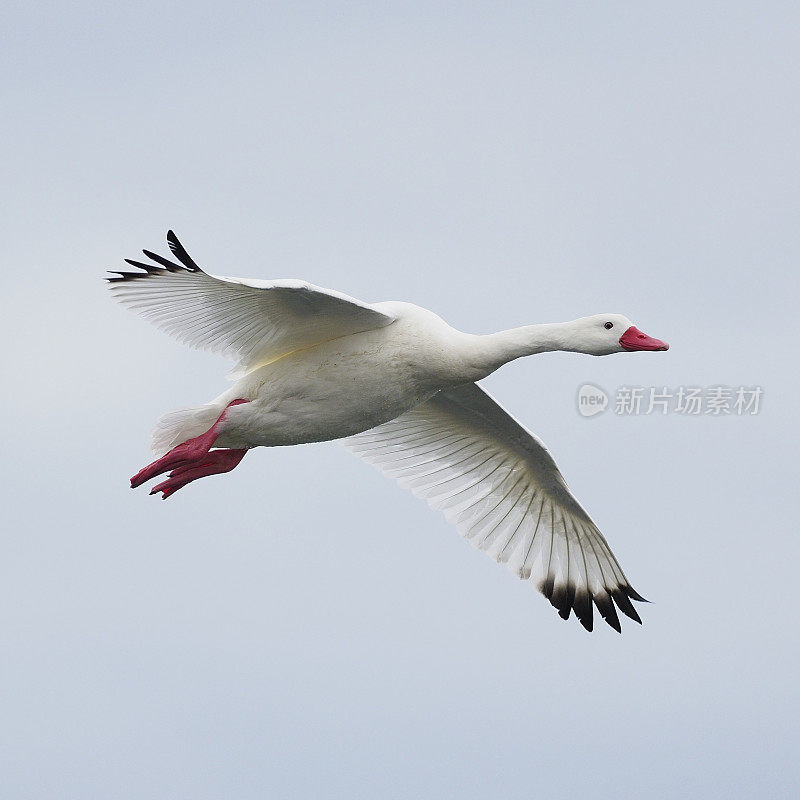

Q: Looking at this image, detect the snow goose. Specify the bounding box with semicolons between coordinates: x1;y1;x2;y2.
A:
108;232;669;631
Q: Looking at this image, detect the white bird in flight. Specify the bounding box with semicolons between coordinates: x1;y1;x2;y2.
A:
109;231;669;632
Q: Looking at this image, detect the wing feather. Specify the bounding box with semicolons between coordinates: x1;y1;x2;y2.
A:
108;231;395;377
344;382;646;632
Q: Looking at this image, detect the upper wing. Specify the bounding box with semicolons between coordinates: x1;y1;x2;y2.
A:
344;382;646;632
107;231;396;378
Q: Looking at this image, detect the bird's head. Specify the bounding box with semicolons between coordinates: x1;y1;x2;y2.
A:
567;314;670;356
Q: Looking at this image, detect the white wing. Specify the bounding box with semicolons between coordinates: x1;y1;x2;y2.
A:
107;231;396;377
344;382;646;632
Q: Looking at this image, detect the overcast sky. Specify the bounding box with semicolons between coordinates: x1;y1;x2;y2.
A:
2;2;798;798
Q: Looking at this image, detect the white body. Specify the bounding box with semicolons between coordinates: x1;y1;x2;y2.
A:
214;303;486;448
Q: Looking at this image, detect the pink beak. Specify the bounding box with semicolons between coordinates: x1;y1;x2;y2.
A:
619;326;669;352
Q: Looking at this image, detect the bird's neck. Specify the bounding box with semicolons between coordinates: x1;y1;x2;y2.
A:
464;322;577;378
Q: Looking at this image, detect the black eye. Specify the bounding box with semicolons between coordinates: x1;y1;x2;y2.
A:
604;322;613;330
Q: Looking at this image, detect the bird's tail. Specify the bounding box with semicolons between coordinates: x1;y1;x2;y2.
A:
150;404;222;456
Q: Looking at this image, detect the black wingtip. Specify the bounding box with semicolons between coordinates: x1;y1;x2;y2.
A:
625;585;650;604
142;249;184;273
573;589;594;632
547;584;568;619
166;230;202;272
124;258;160;274
594;592;622;633
611;588;642;624
106;270;144;282
539;576;648;632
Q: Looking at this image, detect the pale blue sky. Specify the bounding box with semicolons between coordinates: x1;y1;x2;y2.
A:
2;2;798;798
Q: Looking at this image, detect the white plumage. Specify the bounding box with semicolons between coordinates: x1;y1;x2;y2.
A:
110;231;669;631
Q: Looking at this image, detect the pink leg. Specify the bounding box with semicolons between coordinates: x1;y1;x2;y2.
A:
130;398;249;489
149;448;248;499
